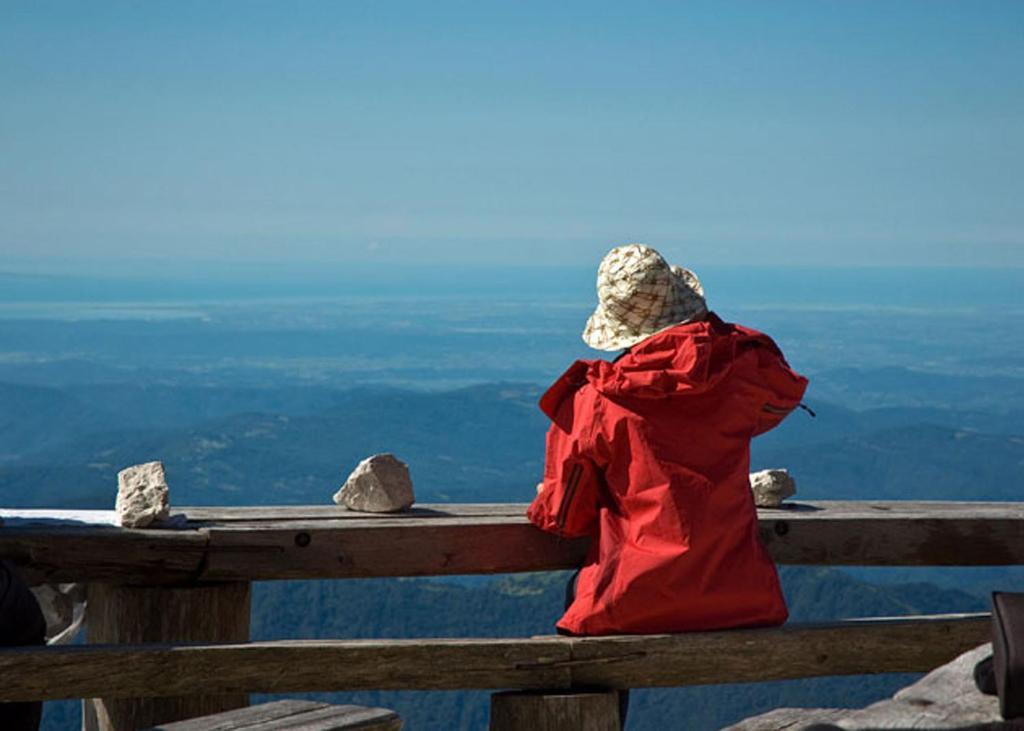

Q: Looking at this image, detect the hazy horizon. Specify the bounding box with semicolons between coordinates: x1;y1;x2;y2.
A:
2;263;1023;313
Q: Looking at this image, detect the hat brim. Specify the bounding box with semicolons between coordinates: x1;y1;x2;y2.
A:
582;304;651;351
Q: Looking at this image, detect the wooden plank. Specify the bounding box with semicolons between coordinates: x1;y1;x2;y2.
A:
0;526;208;585
567;613;991;688
200;522;589;580
0;502;1022;584
147;700;328;730
723;708;850;730
768;501;1024;517
236;704;399;731
490;691;619;731
84;582;252;731
198;501;1024;581
0;614;986;702
0;638;572;701
148;700;402;731
183;500;1024;525
758;501;1024;566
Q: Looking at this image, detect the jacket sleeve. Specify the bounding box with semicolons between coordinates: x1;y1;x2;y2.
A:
745;339;809;436
527;390;602;538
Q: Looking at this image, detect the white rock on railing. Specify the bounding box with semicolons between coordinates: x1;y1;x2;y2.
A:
334;453;415;513
116;461;171;528
749;468;796;508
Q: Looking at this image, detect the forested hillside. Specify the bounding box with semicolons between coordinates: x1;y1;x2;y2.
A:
3;375;1022;509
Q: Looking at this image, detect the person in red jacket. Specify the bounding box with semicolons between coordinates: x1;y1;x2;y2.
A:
528;243;808;638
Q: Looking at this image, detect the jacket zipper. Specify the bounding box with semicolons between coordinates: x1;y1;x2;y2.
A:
556;463;583;531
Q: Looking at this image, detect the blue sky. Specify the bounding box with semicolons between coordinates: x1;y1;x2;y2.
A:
1;0;1022;271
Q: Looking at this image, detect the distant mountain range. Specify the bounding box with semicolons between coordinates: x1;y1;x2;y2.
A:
2;371;1021;509
808;366;1024;413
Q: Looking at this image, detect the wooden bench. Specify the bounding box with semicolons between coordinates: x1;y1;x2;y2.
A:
0;501;1018;729
0;613;990;701
145;700;401;730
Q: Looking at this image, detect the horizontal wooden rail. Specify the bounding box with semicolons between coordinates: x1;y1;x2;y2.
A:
1;502;1023;584
0;613;989;702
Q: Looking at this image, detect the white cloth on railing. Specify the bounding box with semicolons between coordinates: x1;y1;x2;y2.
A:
0;509;119;526
0;509;189;528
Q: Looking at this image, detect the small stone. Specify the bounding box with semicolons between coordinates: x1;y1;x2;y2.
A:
334;454;415;513
750;468;796;508
116;461;171;528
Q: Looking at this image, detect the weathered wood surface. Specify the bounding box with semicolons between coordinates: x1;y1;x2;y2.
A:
565;612;991;688
147;700;402;730
757;501;1024;567
725;643;1014;730
0;526;208;585
724;708;852;730
0;614;989;702
178;504;526;522
1;502;1022;584
490;691;620;731
0;637;572;701
201;520;587;580
84;582;252;731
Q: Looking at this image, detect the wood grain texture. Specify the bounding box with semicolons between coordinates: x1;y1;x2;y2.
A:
490;691;620;731
197;501;1024;580
84;582;252;731
147;700;402;731
0;526;207;585
0;638;572;702
0;614;988;702
722;708;850;730
0;502;1021;584
725;643;1008;730
566;613;991;688
200;521;588;580
757;501;1024;566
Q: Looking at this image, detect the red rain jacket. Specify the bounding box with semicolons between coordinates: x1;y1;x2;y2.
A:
527;313;808;636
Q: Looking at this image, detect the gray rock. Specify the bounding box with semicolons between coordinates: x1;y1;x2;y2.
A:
334;454;415;513
749;468;796;508
116;461;171;528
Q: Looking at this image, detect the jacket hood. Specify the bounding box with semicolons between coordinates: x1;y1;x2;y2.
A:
540;312;781;420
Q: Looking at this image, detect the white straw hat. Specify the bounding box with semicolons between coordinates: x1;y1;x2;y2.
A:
582;244;707;351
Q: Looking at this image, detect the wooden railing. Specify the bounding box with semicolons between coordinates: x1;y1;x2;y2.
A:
0;500;1020;730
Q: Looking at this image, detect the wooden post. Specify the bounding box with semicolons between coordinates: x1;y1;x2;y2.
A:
82;582;251;731
490;691;621;731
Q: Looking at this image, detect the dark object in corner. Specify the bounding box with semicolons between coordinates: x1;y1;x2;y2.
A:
992;591;1024;719
0;561;46;730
